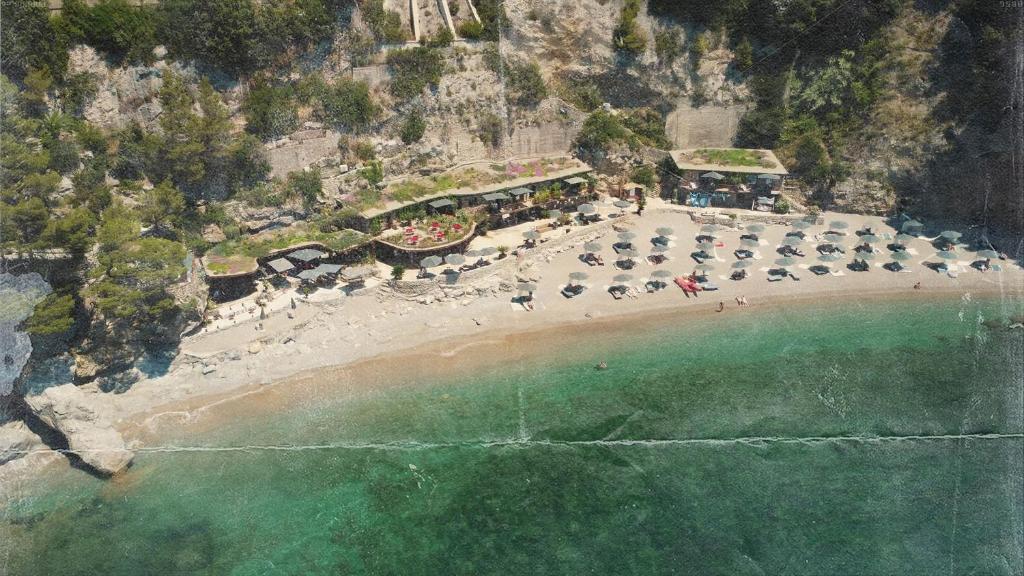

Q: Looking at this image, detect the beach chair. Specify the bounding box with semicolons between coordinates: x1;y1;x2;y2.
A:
730;269;747;281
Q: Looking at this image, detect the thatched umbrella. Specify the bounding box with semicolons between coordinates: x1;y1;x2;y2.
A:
656;227;674;237
584;241;603;253
577;203;597;215
829;220;849;231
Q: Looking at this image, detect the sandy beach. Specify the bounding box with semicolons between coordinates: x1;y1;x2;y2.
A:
6;200;1024;478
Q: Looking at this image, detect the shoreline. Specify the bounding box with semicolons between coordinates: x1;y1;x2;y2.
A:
124;284;1023;443
5;206;1024;480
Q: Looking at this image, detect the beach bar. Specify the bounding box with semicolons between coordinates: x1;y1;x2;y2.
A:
669;148;788;210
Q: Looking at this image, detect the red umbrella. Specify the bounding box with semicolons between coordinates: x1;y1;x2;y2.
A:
453;223;463;230
431;221;440;228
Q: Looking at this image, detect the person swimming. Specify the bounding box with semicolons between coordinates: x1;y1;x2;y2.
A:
596;361;608;370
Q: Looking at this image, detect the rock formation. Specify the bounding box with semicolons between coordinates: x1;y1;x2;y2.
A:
24;384;134;476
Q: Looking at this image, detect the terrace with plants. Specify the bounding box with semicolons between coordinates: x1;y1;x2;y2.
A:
691;148;776;168
356;157;583;213
203;224;369;277
377;209;477;250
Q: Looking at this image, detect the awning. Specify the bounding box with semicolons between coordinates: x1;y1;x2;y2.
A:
508;187;532;197
288;248;326;262
564;177;588;186
297;268;323;281
701;171;725;180
298;263;341;281
428;198;454;209
267;258;294;273
756;196;774;205
756;174;781;181
481;192;510;202
340;265;375;282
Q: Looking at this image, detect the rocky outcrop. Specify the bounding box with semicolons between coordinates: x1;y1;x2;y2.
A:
0;421;45;465
25;384;134;476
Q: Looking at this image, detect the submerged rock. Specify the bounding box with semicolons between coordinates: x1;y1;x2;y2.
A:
24;384;134;476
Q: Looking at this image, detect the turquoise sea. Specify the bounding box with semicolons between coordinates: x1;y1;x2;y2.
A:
2;295;1022;575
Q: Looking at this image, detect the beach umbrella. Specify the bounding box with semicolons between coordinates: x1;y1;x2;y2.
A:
901;219;923;232
935;250;958;260
618;231;637;242
829;220;849;231
818;253;842;263
785;230;806;239
618;249;640;259
583;241;602;253
420;255;443;269
568;271;589;284
732;260;753;269
859;234;882;244
694;263;715;272
465;249;481;258
940;230;962;241
444;253;466;267
891;251;912;261
656;227;674;237
700;224;720;234
548;209;562;220
781;236;803;246
517;282;537;294
477;246;498;257
650;245;669;254
746;224;765;233
702;171;725;180
577;203;596;214
894;233;915;245
792;220;813;230
613;200;632;210
823;233;845;244
855;252;877;261
976;249;999;259
523;230;541;240
612;274;633;286
775;257;797;268
740;238;760;248
698;241;716;251
650;269;674;279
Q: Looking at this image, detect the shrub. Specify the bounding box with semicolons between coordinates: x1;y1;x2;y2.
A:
361;0;406;43
287;168;322;209
613;0;646;55
387;47;445;100
773;199;791;214
243;79;299;140
458;20;484;40
654;30;681;64
400;110;426;144
477;113;503;148
426;29;453;48
390;264;405;281
575;109;629;152
25;292;77;336
734;36;753;70
506;59;546;106
320;78;378;131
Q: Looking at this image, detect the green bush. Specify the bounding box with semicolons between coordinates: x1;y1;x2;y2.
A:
287;169;322;209
243;79;299;140
400;110;427;144
773;199;791;214
506;59;547;106
25;293;77;336
320;78;378;131
63;0;157;64
361;0;406;43
613;0;646;55
457;20;484;40
575;109;629;153
387;48;445;100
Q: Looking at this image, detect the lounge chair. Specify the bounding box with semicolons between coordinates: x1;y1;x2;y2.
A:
734;249;754;260
609;286;626;299
809;265;831;276
730;269;747;281
561;284;586;298
699;282;719;291
691;251;712;264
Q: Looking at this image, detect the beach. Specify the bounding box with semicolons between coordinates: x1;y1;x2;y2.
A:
4;201;1023;479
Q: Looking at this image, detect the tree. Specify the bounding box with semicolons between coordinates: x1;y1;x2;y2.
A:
97;201;140;251
42;206;95;256
400;110;426;144
0;0;70;82
25;293;77;336
631;165;656;188
361;0;405;42
47;138;81;174
65;0;157;64
3;198;49;247
575;109;629;153
614;0;646;55
477;113;503;148
21;66;53;117
734;37;754;70
390;264;405;282
458;20;484;40
88;237;185;322
60;72;98;116
140;180;186;230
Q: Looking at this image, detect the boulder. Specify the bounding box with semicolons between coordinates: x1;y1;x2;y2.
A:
0;421;45;466
25;384;134;476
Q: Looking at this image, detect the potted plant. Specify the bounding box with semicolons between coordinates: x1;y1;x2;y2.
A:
497;245;509;259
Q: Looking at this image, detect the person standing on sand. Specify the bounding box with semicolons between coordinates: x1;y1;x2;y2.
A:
914;282;921;290
717;301;724;312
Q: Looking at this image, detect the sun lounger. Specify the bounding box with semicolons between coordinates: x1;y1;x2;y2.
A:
730;270;747;281
699;282;719;291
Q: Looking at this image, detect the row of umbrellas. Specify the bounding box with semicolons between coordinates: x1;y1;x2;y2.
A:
419;246;501;270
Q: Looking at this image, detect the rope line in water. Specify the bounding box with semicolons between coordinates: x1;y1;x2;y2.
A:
8;432;1023;456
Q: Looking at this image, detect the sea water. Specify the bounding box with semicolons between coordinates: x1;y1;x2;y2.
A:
2;295;1022;575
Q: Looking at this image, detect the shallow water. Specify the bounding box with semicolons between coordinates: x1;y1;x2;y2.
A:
3;295;1022;575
